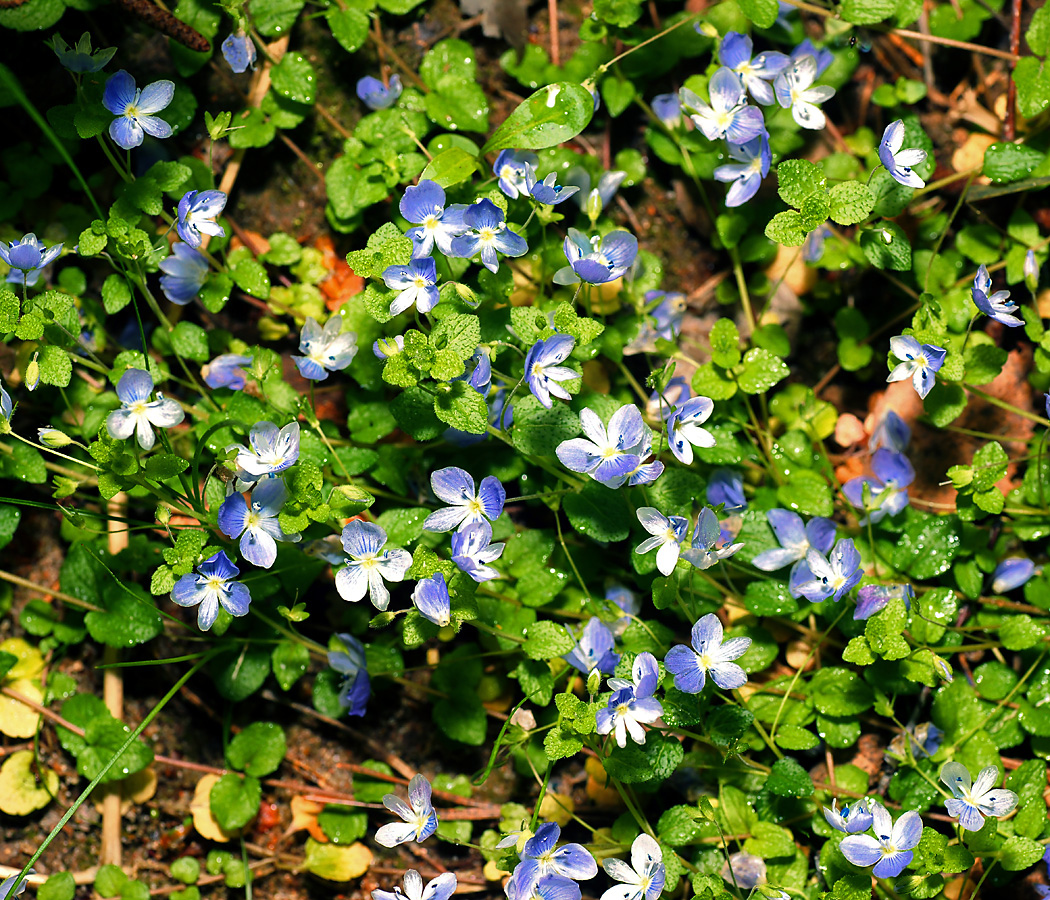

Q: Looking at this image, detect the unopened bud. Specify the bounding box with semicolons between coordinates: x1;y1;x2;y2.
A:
586;667;603;695
37;427;72;449
697;21;719;38
1025;249;1039;292
586;188;603;222
156;506;172;526
25;354;40;392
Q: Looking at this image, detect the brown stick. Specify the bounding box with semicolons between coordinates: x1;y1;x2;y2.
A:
548;0;560;67
1004;0;1022;140
111;0;210;51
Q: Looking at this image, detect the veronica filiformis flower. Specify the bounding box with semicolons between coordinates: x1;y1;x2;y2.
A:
886;335;946;399
105;368;184;451
635;508;689;575
682;508;744;570
400;180;467;258
229;421;301;483
991;558;1036;594
651;93;682;128
854;583;914;621
596;652;663;749
971;264;1022;327
516;822;598;886
449;199;527;273
707;468;747;511
176;190;227;248
171;551;252;631
714;134;772;208
202;353;253;390
525;166;580;205
842;448;914;524
329;632;369;716
451;520;505;582
357;75;402;110
382;258;440;316
493;149;539;199
103;69;174;149
719;32;790;105
562;618;620;677
665;396;716;464
375;774;438;847
939;762;1018;831
412;572;451;627
665;613;751;693
159;243;208;305
823;798;875;834
218;478;301;568
335;519;411;610
0;233;63;288
797;538;862;603
600;834;665;900
292;315;359;380
774;55;835;130
868;410;910;453
524;334;577;408
554;229;638;286
679;68;765;143
878;120;927;188
423;467;505;533
752;509;836;597
0;377;13;425
556;405;647;488
791;39;833;74
221;30;256;73
507;874;581;900
839;802;922;878
371;870;456;900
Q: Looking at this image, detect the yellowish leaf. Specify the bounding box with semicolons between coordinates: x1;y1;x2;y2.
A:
0;749;58;815
0;638;45;681
0;678;43;738
302;838;372;881
190;774;239;842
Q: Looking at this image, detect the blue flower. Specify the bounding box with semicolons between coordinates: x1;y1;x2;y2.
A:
524;334;577;408
49;32;117;73
0;376;12;423
412;572;451;627
448;200;528;273
868;410;910;453
0;233;63;288
666;396;715;465
218;479;301;568
493;149;539;199
665;613;751;693
375;773;438;846
802;223;831;263
682;508;744;570
556;405;648;488
508;873;582;900
596;653;663;749
720;853;766;891
939;762;1017;832
293;315;358;381
0;873;29;900
991;557;1036;594
373;336;405;359
328;632;370;717
752;509;836;597
176;190;227;248
707;468;747;511
606;584;640;635
103;70;174;149
651;93;682;128
599;833;665;900
105;368;184;450
797;537;862;603
823;798;875;834
972;264;1022;327
627;293;687;354
423;466;505;533
335;519;412;610
373;870;457;900
840;802;921;878
525;166;580;206
202;353;253;390
621;428;665;487
357;75;402;110
229;421;300;480
382;257;440;316
854;583;914;620
713;134;771;208
878;120;927;188
774;55;835;130
400;180;468;258
635;507;689;575
886;335;946;399
517;822;598;885
791;39;833;75
451;521;505;583
171;550;251;631
159;243;208;304
562;617;620;677
719;32;790;105
554;229;638;286
679;68;766;143
842;448;914;524
1025;248;1040;290
221;31;256;73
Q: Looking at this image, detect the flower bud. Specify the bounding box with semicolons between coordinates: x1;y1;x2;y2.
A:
156;506;172;525
372;336;405;359
37;427;72;448
25;354;39;392
585;188;603;222
1025;248;1039;291
586;667;603;695
697;21;720;38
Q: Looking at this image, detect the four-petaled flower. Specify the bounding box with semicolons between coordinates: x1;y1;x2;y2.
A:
329;632;370;717
840;802;922;878
221;31;256;73
707;468;747;511
449;199;528;273
493;149;538;199
177;190;227;248
375;773;438;847
412;572;451;627
371;870;457;900
774;55;835;130
600;833;665;900
939;762;1018;831
797;537;863;603
563;617;620;677
293;315;359;381
991;557;1036;594
0;233;63;288
714;135;772;208
635;507;689;576
886;335;946;400
50;32;117;73
665;613;751;693
556;405;647;488
869;410;910;453
202;353;253;390
171;550;252;631
159;243;208;305
400;180;467;258
555;229;639;286
752;509;836;597
106;368;184;450
682;508;744;570
823;798;875;834
525;167;580;206
842;448;914;524
878;120;927;188
218;478;301;569
336;519;412;610
720;32;790;105
230;421;301;480
103;69;174;149
516;822;599;886
971;264;1022;327
451;520;505;582
597;652;663;749
357;75;402;110
423;466;505;533
524;334;578;408
382;257;440;316
666;396;716;465
680;68;765;143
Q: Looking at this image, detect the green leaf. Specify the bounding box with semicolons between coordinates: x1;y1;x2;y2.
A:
434;693;488;745
709;318;741;368
318;806;368;844
37;345;72;388
983;142;1046;183
38;872;75;900
603;735;683;784
211;646;271;701
326;6;369;52
512;396;579;457
593;0;642;26
523;620;575;660
964;343;1008;385
776;470;833;516
270;53;316;105
737;348;789;394
482;83;594;154
766;757;814;796
563;482;631;542
1000;835;1043;871
691;363;737;401
419;147;478;189
271;641;309;691
209;773;261;830
737;0;778;26
231;258;271;300
102;274;132;314
1013;57;1050;119
828;182;875;225
764;210;808;247
172;321;210;362
799;191;831;231
433;381;488;433
344;222;412;279
810;667;874;715
860;222;912;270
841;0;897;24
225;722;286;777
777;160;827;208
971;441;1007;491
84;583;163;649
1000;615;1046;650
56;694;154;784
